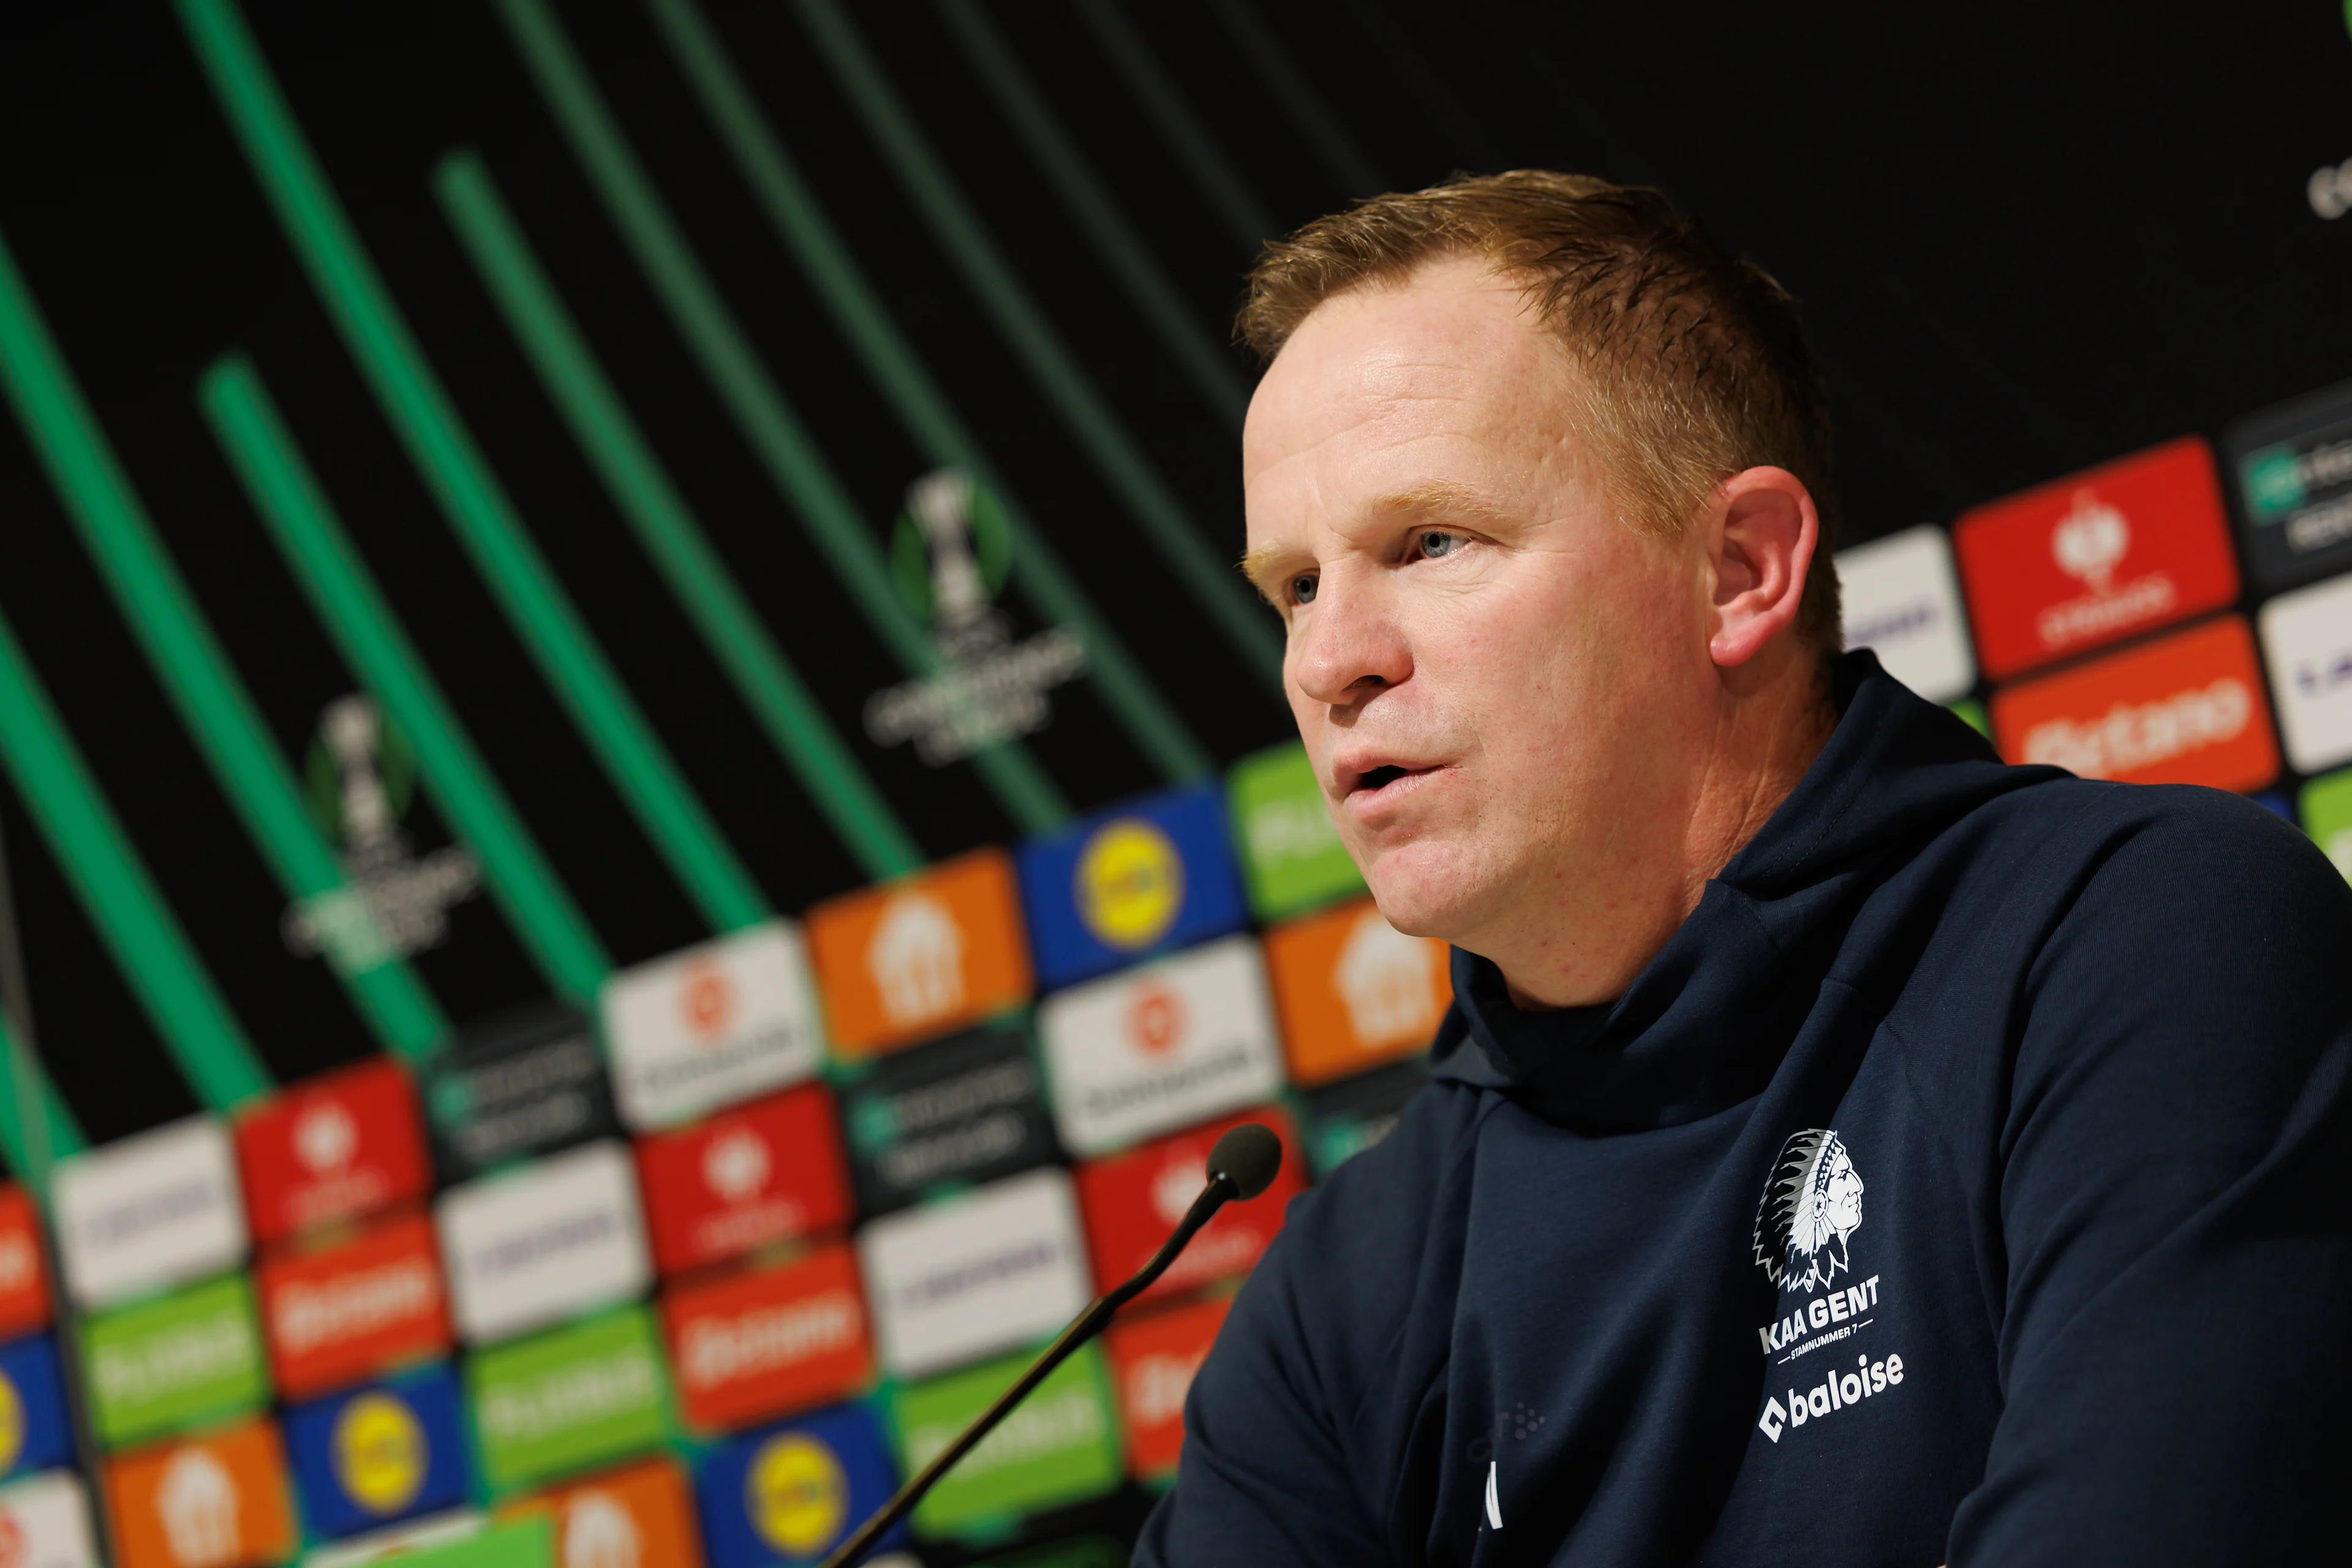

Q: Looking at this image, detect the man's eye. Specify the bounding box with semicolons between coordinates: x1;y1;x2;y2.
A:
1417;530;1460;559
1291;573;1319;605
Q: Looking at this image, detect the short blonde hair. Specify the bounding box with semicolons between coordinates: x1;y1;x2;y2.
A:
1238;170;1842;655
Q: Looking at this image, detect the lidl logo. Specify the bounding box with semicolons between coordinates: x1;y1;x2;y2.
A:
0;1335;70;1480
806;850;1033;1058
746;1434;846;1556
695;1406;897;1568
1074;821;1183;951
287;1370;469;1539
1018;783;1247;989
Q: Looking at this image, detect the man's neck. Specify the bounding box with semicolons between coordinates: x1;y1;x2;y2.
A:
1494;658;1836;1012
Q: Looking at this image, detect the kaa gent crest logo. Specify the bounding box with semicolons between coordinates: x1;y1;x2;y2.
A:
1752;1129;1866;1294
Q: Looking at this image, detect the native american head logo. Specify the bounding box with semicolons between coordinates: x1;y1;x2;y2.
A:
1752;1128;1866;1294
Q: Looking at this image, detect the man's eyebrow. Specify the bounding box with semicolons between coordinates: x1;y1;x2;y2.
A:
1374;480;1515;529
1237;543;1292;594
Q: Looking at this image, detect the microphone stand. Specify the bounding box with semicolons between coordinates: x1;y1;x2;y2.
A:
818;1171;1242;1568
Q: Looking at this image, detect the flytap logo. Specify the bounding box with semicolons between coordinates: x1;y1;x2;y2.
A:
281;695;480;974
864;470;1086;764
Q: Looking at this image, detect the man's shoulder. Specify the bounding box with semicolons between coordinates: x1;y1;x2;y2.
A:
1278;1077;1487;1273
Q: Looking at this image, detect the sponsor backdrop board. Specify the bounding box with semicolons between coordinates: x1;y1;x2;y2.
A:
693;1404;901;1568
838;1022;1061;1218
1103;1293;1231;1480
0;1471;102;1568
497;1457;701;1568
1224;743;1364;922
0;1334;74;1480
806;850;1035;1060
2302;769;2352;881
0;1189;52;1343
83;1273;270;1449
1991;614;2279;791
422;1010;619;1187
1300;1057;1431;1178
1074;1108;1305;1306
1036;935;1287;1156
601;921;826;1133
1262;899;1450;1088
464;1307;671;1494
2256;571;2352;775
634;1085;852;1278
435;1142;652;1348
53;1117;247;1311
103;1417;298;1568
857;1167;1091;1380
1018;785;1251;989
256;1211;451;1401
891;1343;1122;1537
1954;436;2240;680
662;1241;873;1434
1833;524;1978;703
235;1058;431;1248
284;1366;473;1539
2225;378;2352;591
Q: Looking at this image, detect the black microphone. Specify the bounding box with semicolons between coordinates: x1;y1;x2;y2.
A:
819;1122;1286;1568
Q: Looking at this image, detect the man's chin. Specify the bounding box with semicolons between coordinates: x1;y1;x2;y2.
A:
1360;854;1490;944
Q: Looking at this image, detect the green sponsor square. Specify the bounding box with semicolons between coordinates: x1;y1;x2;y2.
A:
1227;741;1363;920
385;1518;551;1568
891;1341;1121;1537
83;1272;268;1447
1947;698;1991;745
466;1306;670;1493
2299;768;2352;884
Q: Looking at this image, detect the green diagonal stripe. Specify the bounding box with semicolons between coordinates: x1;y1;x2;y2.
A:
641;0;1217;783
934;0;1249;429
0;1011;86;1195
0;607;270;1110
176;0;771;933
199;355;611;1003
432;153;922;882
0;229;450;1063
791;0;1284;694
488;0;1072;830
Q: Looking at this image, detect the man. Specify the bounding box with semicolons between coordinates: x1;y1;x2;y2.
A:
1136;172;2352;1564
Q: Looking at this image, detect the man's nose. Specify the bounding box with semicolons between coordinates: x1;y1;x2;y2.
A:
1290;570;1412;707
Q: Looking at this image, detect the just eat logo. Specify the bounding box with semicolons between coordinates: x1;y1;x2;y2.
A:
1954;437;2239;680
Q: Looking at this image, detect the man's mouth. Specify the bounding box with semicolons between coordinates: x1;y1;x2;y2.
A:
1340;758;1443;807
1359;765;1408;791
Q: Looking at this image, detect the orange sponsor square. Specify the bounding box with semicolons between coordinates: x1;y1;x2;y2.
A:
1105;1293;1231;1479
805;848;1033;1058
105;1417;296;1568
497;1455;704;1568
660;1240;873;1433
255;1209;451;1401
0;1185;53;1340
1992;614;2280;792
1262;897;1451;1087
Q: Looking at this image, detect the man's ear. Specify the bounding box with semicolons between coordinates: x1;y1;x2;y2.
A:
1705;466;1818;668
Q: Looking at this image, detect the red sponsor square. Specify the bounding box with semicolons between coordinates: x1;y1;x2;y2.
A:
254;1210;451;1400
1074;1107;1305;1305
634;1082;853;1276
1106;1294;1231;1479
1991;614;2280;791
0;1185;52;1340
660;1240;873;1432
235;1057;429;1246
1954;435;2239;679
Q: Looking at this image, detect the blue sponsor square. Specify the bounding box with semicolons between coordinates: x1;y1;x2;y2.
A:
694;1401;901;1568
0;1333;74;1479
1016;782;1248;989
285;1362;472;1539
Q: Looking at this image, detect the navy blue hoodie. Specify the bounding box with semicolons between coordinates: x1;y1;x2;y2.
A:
1137;650;2352;1566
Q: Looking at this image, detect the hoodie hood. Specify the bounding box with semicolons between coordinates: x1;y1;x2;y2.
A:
1429;649;2051;1128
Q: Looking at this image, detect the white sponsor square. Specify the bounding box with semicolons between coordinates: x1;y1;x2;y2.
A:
601;921;826;1132
2258;571;2352;774
0;1471;100;1568
434;1140;651;1346
1835;524;1978;703
52;1115;246;1310
1036;935;1286;1156
857;1166;1090;1379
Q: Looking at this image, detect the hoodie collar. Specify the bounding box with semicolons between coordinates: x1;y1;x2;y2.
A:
1428;650;2046;1129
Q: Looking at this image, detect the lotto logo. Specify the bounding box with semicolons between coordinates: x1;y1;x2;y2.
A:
805;850;1032;1058
1262;899;1450;1087
104;1419;296;1568
1991;616;2278;792
1954;437;2238;679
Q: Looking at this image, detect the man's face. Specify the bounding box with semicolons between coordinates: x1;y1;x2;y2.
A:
1242;256;1722;956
